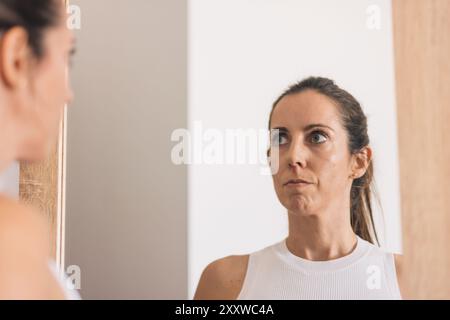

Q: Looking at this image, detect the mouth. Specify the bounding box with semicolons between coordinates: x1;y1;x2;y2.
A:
283;178;313;187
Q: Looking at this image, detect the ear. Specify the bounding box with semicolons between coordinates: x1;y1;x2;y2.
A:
349;146;372;179
0;27;31;89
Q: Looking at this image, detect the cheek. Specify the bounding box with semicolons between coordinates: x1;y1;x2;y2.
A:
34;61;66;133
273;174;283;197
271;143;350;200
315;146;351;190
272;170;287;204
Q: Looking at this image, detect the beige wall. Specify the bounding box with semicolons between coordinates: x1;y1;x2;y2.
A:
65;0;187;299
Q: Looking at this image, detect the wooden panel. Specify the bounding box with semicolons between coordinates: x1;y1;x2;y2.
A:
19;108;66;266
19;147;59;258
393;0;450;299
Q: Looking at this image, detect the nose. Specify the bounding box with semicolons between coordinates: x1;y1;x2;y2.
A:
287;139;307;169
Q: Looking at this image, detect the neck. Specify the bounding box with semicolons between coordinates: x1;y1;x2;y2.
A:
0;100;19;174
286;203;357;261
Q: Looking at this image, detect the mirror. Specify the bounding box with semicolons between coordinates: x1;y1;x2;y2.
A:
61;0;450;300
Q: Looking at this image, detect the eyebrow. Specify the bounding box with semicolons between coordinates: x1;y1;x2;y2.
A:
271;123;335;132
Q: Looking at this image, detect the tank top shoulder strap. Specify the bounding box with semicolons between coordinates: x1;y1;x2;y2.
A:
237;243;275;300
382;251;402;299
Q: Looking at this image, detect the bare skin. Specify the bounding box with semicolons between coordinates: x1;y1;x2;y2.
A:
194;255;249;300
194;90;404;300
0;2;74;299
0;196;65;299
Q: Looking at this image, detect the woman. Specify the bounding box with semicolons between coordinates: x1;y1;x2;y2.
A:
194;77;403;300
0;0;77;299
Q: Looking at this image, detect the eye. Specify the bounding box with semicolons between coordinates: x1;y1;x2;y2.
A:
309;131;328;144
271;131;288;146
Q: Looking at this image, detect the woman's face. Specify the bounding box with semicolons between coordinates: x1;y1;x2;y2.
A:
269;89;358;216
13;5;74;160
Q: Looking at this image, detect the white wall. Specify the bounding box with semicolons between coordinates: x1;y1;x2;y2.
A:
0;162;19;199
188;0;402;298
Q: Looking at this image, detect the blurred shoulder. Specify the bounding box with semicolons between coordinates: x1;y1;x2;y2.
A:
0;196;59;299
194;254;249;300
0;195;48;242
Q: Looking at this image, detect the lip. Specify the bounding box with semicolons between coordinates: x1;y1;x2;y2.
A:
285;182;312;188
284;179;313;187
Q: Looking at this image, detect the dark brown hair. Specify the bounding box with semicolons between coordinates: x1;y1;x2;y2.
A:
0;0;61;58
269;76;380;245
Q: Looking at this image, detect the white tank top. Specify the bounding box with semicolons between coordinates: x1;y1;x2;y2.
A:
48;260;81;300
237;236;402;300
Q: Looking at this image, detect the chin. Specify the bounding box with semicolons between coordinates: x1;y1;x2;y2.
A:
286;197;316;216
20;136;55;163
288;208;317;217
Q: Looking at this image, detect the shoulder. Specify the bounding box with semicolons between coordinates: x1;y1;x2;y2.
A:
0;196;49;245
393;253;405;298
0;196;56;299
363;241;404;291
365;242;404;298
393;254;402;274
194;254;249;300
377;248;404;298
369;243;402;278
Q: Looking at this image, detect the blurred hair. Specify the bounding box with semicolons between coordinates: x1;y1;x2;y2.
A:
0;0;61;58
